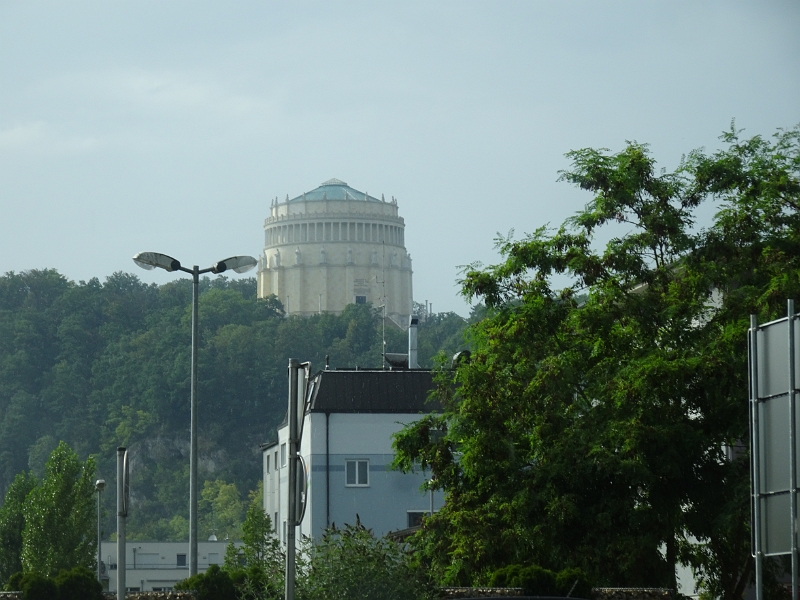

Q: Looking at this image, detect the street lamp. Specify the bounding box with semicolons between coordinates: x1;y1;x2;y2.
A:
95;479;105;585
133;251;257;576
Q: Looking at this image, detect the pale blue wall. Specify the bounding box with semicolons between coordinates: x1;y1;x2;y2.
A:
265;412;444;543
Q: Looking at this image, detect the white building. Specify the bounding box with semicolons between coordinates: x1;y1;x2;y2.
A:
262;368;441;542
99;540;240;592
257;178;414;328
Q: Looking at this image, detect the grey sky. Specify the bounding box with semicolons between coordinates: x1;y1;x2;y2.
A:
1;1;798;315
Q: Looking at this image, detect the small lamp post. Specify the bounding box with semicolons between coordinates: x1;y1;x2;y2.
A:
95;479;106;584
133;252;257;576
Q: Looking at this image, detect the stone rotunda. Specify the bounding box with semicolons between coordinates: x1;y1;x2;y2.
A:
257;178;413;328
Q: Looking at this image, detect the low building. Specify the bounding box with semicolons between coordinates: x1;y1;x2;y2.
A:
99;540;240;592
262;366;441;542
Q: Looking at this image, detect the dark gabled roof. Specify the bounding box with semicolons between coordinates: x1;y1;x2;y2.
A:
307;369;438;414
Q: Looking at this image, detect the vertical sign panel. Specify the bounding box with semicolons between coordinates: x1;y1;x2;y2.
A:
759;395;791;493
761;493;791;555
758;323;790;398
752;315;798;556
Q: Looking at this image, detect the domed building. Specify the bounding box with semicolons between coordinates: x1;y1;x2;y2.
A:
257;179;413;328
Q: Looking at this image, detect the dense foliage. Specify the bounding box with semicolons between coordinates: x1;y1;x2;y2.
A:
21;442;96;577
5;566;107;600
180;519;433;600
488;564;592;599
299;520;433;600
0;443;96;587
0;271;467;543
0;473;35;584
393;124;800;598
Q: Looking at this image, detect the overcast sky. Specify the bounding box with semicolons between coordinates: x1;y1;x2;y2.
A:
1;1;798;315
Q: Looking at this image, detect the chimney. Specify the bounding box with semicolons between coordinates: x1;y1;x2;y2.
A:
408;315;419;369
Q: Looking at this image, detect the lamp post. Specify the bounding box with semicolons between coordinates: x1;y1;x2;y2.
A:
95;479;105;584
133;251;257;576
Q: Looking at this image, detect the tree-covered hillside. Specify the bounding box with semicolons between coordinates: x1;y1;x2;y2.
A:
0;271;468;541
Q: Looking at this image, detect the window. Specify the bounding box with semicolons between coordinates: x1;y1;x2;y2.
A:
266;454;270;473
407;511;430;528
355;295;367;304
274;451;278;470
281;444;287;467
176;554;187;568
346;459;369;486
274;513;279;533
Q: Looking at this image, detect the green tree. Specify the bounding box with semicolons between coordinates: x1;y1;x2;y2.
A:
0;472;36;586
299;520;433;600
240;484;281;572
200;480;246;541
393;125;800;596
675;124;800;600
20;442;96;577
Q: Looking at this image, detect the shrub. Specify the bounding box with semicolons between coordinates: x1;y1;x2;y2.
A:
175;564;237;600
55;566;103;600
298;521;433;600
515;565;558;596
16;572;59;600
4;571;24;592
555;567;592;599
488;564;522;588
489;564;593;598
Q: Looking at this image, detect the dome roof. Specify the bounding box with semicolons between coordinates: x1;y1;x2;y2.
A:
288;178;383;203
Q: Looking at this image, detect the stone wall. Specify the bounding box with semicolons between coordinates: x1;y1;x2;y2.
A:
592;588;673;600
439;587;673;600
441;589;525;598
101;593;196;600
0;593;196;600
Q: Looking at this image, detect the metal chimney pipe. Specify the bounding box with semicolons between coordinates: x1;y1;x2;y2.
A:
408;315;419;369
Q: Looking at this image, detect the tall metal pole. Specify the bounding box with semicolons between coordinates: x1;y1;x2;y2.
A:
788;300;798;600
285;359;300;600
116;448;126;600
190;266;199;577
131;253;256;583
750;315;763;600
96;483;103;584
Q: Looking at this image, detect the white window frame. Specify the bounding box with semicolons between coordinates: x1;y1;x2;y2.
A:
406;510;431;528
345;459;369;487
